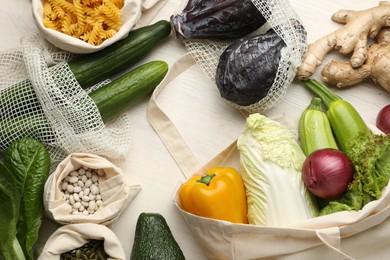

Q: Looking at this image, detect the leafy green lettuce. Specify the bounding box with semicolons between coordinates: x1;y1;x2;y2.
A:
0;137;51;260
320;132;390;215
237;113;318;226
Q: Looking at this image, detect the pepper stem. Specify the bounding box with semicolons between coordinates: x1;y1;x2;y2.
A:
197;173;216;186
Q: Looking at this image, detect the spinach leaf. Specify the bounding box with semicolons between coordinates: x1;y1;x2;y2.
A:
3;137;51;260
0;163;25;260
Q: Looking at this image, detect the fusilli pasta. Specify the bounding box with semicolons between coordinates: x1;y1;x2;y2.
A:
43;0;124;45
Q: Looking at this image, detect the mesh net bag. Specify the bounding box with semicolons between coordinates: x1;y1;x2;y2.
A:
0;35;132;163
175;0;307;113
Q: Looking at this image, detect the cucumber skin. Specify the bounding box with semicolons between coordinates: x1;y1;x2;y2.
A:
0;61;168;151
0;20;171;120
90;60;168;122
69;20;172;89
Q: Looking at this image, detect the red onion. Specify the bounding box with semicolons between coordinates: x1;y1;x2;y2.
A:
302;148;354;199
376;104;390;134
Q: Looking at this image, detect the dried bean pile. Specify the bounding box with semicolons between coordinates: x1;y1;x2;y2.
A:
60;167;104;215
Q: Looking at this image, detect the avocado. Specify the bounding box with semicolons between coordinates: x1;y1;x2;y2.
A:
130;212;185;260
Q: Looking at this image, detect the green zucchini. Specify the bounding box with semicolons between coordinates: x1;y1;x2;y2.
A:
0;20;171;119
303;79;370;152
0;61;168;151
299;97;338;156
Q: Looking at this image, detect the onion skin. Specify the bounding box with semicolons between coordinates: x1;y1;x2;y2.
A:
302;148;354;200
376;104;390;134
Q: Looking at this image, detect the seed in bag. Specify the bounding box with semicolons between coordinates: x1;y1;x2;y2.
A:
60;166;105;215
60;239;109;260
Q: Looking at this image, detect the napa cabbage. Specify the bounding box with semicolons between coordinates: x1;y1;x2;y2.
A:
237;113;318;226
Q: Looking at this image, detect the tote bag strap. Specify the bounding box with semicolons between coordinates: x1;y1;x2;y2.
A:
147;53;200;179
147;53;355;259
316;227;354;259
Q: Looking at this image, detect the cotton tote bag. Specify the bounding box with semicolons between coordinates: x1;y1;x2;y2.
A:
147;53;390;260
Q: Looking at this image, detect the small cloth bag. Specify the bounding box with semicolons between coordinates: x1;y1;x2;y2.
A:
44;152;141;225
32;0;168;53
38;223;126;260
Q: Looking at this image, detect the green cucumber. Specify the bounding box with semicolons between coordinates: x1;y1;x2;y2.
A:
69;20;171;88
0;114;50;151
0;61;168;151
0;20;171;119
90;60;168;122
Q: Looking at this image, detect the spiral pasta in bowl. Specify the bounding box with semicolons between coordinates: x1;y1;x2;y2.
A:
32;0;160;53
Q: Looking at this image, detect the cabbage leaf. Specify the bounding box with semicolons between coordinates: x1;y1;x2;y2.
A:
237;113;318;226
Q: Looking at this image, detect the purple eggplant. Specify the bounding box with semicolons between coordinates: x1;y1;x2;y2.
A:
215;29;286;106
170;0;267;40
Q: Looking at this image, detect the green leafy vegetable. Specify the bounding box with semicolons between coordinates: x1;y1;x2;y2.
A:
320;132;390;215
0;137;51;260
0;164;24;260
237;113;318;226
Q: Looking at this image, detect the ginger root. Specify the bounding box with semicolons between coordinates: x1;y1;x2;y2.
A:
321;27;390;92
296;1;390;83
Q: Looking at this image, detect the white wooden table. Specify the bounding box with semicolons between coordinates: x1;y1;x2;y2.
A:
1;0;389;259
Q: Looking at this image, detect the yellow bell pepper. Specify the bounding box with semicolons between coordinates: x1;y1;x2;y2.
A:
178;167;248;224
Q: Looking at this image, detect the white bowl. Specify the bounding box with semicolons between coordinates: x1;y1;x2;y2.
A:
32;0;143;54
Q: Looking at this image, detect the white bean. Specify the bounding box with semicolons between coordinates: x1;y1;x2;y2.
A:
69;195;75;205
97;169;105;176
61;181;68;191
60;167;105;216
73;193;80;202
91;174;98;183
69;170;79;177
66;185;74;193
81;175;88;183
90;184;99;195
73;186;82;193
78;168;86;175
69;176;78;183
73;202;81;209
84;187;90;196
84;179;92;188
89;194;95;201
89;201;96;210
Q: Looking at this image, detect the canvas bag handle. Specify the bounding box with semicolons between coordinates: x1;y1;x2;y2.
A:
147;53;354;259
147;53;201;179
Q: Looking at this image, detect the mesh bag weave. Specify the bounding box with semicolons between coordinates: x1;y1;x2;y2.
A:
176;0;307;113
0;35;132;163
